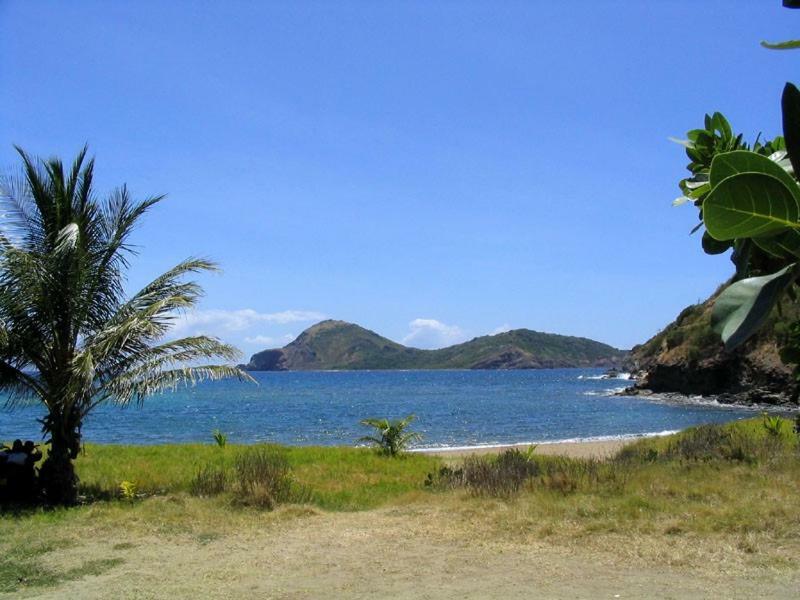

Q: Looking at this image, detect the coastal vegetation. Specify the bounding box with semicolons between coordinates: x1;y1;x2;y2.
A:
243;319;627;371
72;442;439;511
1;419;798;595
358;414;421;456
0;148;248;505
630;50;800;404
211;429;228;448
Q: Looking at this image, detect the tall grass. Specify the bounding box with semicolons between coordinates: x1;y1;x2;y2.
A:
228;447;309;509
428;417;799;499
615;417;798;465
428;449;626;498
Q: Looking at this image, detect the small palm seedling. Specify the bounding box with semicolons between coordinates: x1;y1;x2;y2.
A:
212;429;228;448
119;480;138;501
358;414;422;456
762;414;788;438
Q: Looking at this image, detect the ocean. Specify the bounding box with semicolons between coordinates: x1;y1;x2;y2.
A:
0;369;770;449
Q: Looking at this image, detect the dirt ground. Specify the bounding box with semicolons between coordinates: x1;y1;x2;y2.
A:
10;501;799;600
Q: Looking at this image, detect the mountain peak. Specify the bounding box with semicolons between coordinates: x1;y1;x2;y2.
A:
302;319;356;334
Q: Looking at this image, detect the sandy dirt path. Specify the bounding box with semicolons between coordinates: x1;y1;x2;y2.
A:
13;502;799;600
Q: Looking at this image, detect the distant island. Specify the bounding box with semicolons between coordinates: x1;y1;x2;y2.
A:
241;320;628;371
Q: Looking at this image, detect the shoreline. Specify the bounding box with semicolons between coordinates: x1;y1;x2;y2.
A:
617;386;800;412
412;430;678;460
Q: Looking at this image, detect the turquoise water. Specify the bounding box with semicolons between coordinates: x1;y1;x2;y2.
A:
0;369;763;448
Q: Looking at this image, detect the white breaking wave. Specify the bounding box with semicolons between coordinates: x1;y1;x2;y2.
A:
578;372;632;381
583;386;627;397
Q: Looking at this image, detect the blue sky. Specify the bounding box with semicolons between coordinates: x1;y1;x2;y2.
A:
1;1;798;355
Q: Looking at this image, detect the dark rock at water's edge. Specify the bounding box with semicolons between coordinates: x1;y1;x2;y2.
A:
623;284;799;407
242;319;628;372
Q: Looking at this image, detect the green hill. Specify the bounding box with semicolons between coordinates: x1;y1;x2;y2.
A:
242;320;627;371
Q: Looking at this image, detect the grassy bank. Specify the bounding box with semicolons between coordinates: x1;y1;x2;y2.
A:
73;443;441;511
1;418;799;596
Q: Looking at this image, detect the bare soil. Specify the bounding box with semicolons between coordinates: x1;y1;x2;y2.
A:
10;501;799;600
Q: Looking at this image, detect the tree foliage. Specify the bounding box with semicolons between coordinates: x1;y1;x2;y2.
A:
0;147;251;504
673;8;800;371
672;112;787;276
690;85;800;355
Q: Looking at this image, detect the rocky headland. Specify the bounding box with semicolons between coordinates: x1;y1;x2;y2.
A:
622;285;798;407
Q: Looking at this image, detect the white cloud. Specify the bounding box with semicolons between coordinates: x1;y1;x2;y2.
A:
402;318;467;349
170;308;325;337
243;333;296;347
490;324;512;335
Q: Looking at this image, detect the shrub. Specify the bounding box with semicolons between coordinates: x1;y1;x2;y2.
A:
672;424;737;461
424;465;465;490
658;424;768;463
675;304;700;326
665;328;685;350
427;448;540;498
463;449;540;497
427;449;623;498
616;421;797;466
231;447;294;509
694;326;722;352
614;444;659;464
190;465;227;497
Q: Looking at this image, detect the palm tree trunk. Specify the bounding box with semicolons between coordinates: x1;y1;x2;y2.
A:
38;406;81;505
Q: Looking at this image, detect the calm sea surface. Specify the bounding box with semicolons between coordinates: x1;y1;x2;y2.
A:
0;369;766;448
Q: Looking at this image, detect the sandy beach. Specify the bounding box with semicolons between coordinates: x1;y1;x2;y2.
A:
419;438;633;460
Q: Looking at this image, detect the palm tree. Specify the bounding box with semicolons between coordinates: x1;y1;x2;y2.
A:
0;147;250;505
358;414;421;456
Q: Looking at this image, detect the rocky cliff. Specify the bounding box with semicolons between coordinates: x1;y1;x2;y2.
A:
625;286;798;406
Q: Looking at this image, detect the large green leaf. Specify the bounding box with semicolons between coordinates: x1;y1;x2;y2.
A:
753;228;800;259
707;112;732;140
782;83;800;176
701;231;732;255
703;172;800;240
709;150;797;190
711;263;798;350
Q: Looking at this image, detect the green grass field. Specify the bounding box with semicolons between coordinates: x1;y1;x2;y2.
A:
1;417;799;596
75;443;441;510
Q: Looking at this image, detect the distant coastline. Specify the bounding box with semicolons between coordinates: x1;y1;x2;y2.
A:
242;319;628;371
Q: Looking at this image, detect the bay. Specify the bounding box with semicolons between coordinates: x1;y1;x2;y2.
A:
0;369;767;448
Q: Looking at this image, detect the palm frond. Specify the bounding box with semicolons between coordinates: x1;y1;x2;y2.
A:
0;147;250;423
359;417;390;430
357;436;385;446
101;364;252;408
